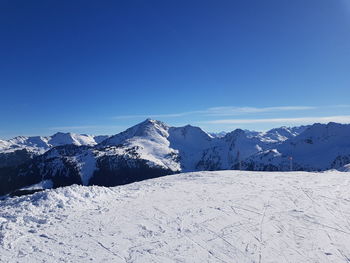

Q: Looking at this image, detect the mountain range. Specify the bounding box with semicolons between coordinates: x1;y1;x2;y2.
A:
1;119;350;196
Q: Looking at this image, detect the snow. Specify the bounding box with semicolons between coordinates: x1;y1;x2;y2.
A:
73;150;98;185
20;180;53;191
0;136;50;154
258;126;309;143
1;170;350;263
339;163;350;172
209;131;227;138
49;132;97;147
0;133;102;155
131;138;180;171
198;129;270;170
101;119;181;171
102;119;170;147
168;125;213;171
277;122;350;170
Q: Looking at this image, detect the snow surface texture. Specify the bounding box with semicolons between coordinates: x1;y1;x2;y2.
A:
1;170;350;263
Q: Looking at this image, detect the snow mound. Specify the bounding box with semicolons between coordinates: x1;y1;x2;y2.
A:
1;170;350;262
20;180;53;191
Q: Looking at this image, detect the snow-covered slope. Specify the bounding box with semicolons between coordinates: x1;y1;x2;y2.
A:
0;133;108;154
168;125;213;171
197;129;270;170
257;125;309;143
276;122;350;170
339;163;350;172
49;132;96;147
250;123;350;170
208;131;227;138
1;170;349;263
196;126;308;171
241;123;350;171
100;119;180;171
0;136;50;154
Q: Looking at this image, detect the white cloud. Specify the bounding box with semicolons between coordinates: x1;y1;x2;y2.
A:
112;105;321;119
112;112;201;120
200;115;350;125
49;125;124;131
204;106;316;116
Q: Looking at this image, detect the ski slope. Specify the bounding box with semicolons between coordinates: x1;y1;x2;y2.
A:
1;170;350;263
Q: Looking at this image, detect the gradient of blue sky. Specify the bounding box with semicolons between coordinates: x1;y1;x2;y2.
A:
1;0;350;138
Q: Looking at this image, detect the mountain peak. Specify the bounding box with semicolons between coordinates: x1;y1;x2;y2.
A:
101;119;170;147
139;118;168;127
224;129;246;139
49;132;96;147
52;131;71;136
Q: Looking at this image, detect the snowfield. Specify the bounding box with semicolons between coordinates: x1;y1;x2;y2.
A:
1;171;350;263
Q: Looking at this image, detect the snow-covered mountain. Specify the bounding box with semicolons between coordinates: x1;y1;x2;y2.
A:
168;124;213;171
0;132;108;154
208;131;227;138
280;122;350;169
1;170;349;262
245;122;350;171
256;125;309;143
197;129;267;171
1;119;350;196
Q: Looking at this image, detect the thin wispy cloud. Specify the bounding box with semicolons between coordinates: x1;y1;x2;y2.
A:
46;105;350;135
204;106;316;116
330;104;350;109
112;105;328;120
48;125;124;131
112;112;201;120
199;115;350;125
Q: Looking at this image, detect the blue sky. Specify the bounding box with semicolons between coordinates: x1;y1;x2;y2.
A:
1;0;350;138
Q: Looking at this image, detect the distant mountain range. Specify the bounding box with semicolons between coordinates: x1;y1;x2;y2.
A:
1;119;350;196
0;133;108;155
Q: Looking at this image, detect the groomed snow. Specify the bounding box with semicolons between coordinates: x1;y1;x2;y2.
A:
1;171;350;262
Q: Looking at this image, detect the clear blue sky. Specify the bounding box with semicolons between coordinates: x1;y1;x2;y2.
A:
1;0;350;138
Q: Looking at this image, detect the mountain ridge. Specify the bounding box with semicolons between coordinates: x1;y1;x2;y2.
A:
1;120;349;196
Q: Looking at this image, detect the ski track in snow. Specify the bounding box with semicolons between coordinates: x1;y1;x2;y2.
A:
1;170;350;263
